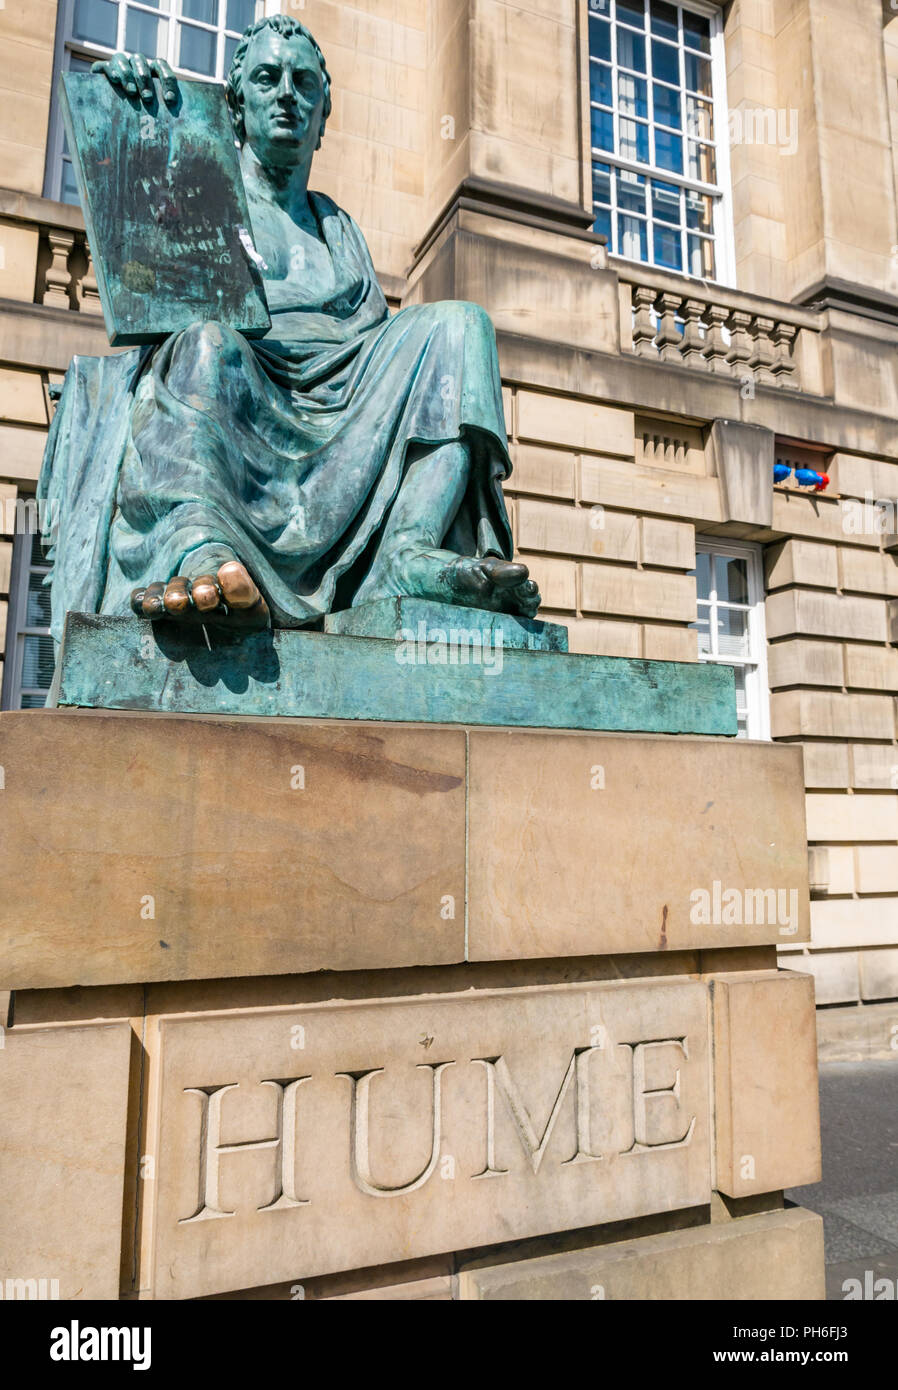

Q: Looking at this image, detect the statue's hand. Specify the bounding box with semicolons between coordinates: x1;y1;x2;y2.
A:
91;53;179;107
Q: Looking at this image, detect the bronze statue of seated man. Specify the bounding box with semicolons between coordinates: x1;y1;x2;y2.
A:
40;14;540;639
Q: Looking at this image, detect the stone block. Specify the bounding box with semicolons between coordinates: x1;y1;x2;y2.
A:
770;690;895;740
0;367;48;426
0;1021;132;1300
507;444;576;500
792;950;859;1006
53;614;736;736
0;422;49;482
466;733;810;960
580;455;724;525
843;644;898;691
852;743;898;789
811;896;898;948
640;517;695;570
767;639;843;689
457;1207;825;1300
0;217;39;304
856;845;898;894
711;971;821;1198
766;590;887;643
641;624;698;663
147;979;711;1299
801;742;851;789
707;420;775;528
765;539;838;591
859;947;898;1001
580;565;696;623
830;452;898;499
561;616;641;659
805;792;898;842
0;711;467;989
840;548;898;598
516;391;634;458
516;498;638;563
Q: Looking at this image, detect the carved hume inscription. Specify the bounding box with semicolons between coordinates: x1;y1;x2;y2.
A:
150;981;710;1298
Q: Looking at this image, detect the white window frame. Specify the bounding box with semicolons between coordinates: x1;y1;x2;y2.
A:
692;538;770;741
0;524;54;711
44;0;273;204
586;0;736;286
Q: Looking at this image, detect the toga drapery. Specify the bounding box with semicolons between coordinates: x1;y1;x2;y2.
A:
38;192;514;642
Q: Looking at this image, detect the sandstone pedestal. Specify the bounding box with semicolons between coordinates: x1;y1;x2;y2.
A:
0;653;823;1300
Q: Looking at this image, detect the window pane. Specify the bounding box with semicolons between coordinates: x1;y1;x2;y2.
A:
617;168;646;213
60;160;82;206
685;188;713;232
592;162;612;205
20;693;49;709
733;667;747;704
695;228;716;274
619;117;649;163
685;51;712;95
650;0;678;42
617;27;646;73
651;39;679;85
588;0;611;14
225;33;240;69
618;213;648;261
126;10;167;55
588;14;612;62
590;60;613;106
716;555;749;605
653;82;681;129
653;221;682;271
686;95;713;140
72;0;118;47
687;140;716;182
590;106;614;152
30;532;49;566
652;179;680;224
593;205;612;241
683;9;712;54
22;635;56;689
617;0;645;27
179;22;217;73
26;572;52;629
227;0;256;30
618;72;647;119
695;553;712;600
691;609;712;655
654;126;682;173
183;0;216;21
718;609;750;659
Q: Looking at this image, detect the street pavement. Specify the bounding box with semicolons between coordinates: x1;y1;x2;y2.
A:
788;1059;898;1301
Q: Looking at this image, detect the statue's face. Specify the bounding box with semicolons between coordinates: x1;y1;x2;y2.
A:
240;29;326;169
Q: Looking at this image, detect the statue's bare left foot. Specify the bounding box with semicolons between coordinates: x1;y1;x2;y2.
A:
130;560;270;631
439;556;541;619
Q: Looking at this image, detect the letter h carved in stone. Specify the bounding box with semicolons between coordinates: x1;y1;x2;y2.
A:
180;1078;311;1222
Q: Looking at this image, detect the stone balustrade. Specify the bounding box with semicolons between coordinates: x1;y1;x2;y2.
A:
37;221;101;315
614;258;825;394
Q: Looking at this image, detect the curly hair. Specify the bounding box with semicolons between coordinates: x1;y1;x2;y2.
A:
226;13;332;149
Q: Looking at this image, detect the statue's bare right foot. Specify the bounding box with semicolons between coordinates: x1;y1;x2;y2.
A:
130;560;270;631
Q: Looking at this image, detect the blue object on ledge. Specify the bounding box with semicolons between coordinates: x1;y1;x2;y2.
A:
773;463;791;483
51;612;739;737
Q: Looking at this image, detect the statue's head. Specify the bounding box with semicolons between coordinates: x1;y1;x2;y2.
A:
226;14;332;168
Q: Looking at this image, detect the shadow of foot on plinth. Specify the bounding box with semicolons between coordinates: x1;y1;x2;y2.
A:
151;621;281;695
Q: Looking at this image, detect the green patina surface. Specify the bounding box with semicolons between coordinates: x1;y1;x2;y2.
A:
55;613;737;736
323;597;569;652
61;72;270;344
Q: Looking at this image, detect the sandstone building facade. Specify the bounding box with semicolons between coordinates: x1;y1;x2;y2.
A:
1;0;897;1041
